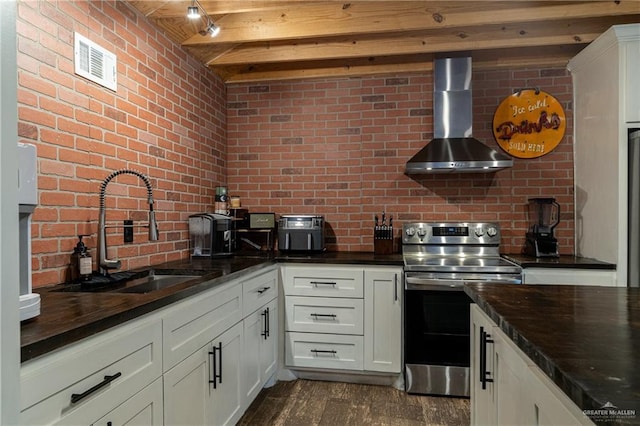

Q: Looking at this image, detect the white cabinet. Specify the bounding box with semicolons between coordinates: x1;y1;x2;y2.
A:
282;264;402;375
20;317;162;426
94;378;164;426
470;305;594;426
568;24;640;286
163;321;244;426
243;298;278;404
364;267;402;373
283;265;366;371
162;265;277;426
523;268;617;286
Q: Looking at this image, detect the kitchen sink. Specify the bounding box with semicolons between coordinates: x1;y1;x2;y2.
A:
53;268;212;294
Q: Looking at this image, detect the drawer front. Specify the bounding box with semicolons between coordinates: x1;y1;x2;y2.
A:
285;332;363;371
163;281;243;371
21;318;162;425
282;265;363;298
285;296;364;335
243;268;278;317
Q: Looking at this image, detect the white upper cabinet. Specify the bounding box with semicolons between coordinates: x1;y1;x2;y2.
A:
568;24;640;286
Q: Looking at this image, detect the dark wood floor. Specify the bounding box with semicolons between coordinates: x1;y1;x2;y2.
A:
238;379;470;426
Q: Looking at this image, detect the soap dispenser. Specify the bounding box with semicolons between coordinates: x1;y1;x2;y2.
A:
71;235;92;282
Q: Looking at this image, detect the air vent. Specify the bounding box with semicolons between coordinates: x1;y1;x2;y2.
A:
74;33;117;91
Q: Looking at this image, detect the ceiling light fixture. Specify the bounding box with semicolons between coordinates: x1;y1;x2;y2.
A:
187;2;200;19
187;0;221;38
206;22;220;37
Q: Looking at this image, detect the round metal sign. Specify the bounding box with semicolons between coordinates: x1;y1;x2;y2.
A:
492;89;566;159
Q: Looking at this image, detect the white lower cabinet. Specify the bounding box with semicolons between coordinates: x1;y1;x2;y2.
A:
282;264;402;375
94;377;164;426
522;268;617;286
364;267;402;373
20;317;162;426
242;298;278;404
470;305;594;426
164;321;244;426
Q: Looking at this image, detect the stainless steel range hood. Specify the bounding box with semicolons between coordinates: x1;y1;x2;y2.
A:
405;57;513;174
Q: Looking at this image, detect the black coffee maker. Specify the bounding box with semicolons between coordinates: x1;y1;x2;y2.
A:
189;213;233;257
524;197;560;257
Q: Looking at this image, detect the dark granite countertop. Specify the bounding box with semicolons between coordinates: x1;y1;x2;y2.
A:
503;253;616;270
464;283;639;424
21;251;402;363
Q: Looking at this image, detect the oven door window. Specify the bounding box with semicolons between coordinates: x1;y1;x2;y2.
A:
404;289;471;367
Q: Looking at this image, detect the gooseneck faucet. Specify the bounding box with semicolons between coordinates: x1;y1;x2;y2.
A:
97;169;159;276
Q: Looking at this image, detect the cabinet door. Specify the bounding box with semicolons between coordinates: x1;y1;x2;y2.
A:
164;322;244;426
93;378;163;426
211;322;244;426
470;305;497;426
364;267;402;373
242;307;263;404
260;298;278;383
242;299;279;406
163;345;209;426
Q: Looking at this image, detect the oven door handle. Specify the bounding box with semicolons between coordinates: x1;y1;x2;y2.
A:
405;277;465;290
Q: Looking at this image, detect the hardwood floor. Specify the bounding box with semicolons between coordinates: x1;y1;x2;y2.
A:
238;379;470;426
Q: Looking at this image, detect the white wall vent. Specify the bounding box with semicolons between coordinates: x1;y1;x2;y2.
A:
74;33;117;91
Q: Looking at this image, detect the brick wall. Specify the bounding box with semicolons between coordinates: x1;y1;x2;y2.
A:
227;68;574;254
17;1;226;288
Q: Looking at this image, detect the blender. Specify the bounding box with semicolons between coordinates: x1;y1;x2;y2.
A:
524;197;560;257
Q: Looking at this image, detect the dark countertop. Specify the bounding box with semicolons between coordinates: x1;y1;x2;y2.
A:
21;251;402;363
502;253;616;270
464;283;639;424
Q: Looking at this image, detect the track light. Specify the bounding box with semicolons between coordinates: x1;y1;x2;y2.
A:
187;0;220;38
187;4;200;19
206;23;220;37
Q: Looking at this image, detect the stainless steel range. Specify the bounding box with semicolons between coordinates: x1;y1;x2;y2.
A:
402;222;522;397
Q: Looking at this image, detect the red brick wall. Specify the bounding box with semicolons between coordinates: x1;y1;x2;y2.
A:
17;1;226;288
227;68;574;254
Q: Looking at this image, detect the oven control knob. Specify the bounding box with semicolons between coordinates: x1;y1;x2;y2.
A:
486;227;498;237
475;228;484;237
405;227;416;236
417;228;427;237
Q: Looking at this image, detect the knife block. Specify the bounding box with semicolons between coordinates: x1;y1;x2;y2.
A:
374;238;393;255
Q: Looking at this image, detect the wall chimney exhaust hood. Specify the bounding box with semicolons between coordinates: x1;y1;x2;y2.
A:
405;57;513;174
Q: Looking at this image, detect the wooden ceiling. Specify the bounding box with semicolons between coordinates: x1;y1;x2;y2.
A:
127;1;640;83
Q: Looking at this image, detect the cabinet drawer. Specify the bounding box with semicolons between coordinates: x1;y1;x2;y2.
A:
243;268;278;317
163;280;242;371
285;296;364;335
285;332;363;370
20;318;162;425
282;265;363;298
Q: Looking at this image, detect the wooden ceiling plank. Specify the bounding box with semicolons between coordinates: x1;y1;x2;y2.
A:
206;30;601;66
181;1;639;46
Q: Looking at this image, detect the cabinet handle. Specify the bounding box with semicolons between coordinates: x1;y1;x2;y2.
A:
310;281;337;286
261;307;270;339
257;286;271;294
70;372;122;404
310;349;337;356
209;341;223;389
480;326;494;390
394;273;398;302
310;313;337;319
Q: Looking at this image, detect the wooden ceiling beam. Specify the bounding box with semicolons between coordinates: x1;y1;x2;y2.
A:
206;29;599;66
181;1;640;46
